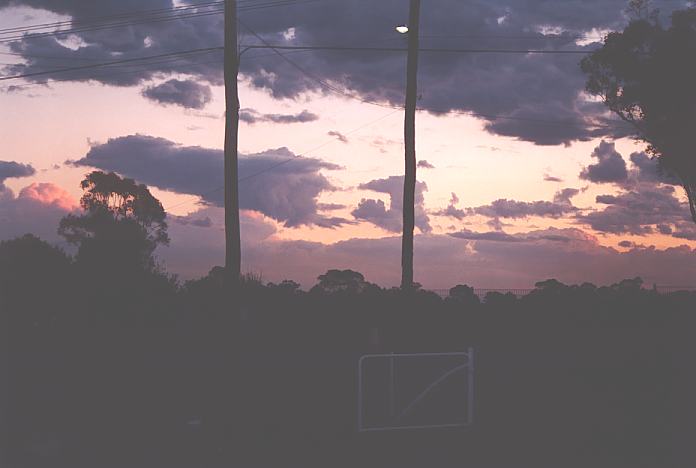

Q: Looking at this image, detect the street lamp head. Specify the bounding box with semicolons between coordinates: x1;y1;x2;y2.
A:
395;25;409;34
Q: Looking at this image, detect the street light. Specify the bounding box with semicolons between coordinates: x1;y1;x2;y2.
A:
396;25;409;34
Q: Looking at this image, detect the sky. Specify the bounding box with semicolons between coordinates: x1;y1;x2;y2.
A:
2;0;696;289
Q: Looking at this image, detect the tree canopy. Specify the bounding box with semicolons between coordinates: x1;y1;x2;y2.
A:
58;171;169;277
581;7;696;222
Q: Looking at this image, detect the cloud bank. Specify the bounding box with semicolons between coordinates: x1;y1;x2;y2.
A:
72;134;347;227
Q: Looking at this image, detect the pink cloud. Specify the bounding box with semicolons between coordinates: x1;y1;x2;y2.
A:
18;183;77;211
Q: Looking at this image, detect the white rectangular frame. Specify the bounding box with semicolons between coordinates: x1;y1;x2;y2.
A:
357;349;475;432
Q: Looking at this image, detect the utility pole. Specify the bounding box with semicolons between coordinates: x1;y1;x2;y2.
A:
401;0;421;290
224;0;241;284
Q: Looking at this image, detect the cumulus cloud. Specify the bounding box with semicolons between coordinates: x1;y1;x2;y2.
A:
0;162;74;242
435;188;579;222
577;185;690;235
18;182;77;211
4;0;680;145
580;144;682;189
435;192;468;220
351;175;431;233
72;134;347;227
573;143;696;238
0;182;76;242
142;79;212;109
475;188;579;219
579;140;628;184
239;108;319;124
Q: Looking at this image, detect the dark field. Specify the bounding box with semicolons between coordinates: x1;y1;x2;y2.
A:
3;277;695;468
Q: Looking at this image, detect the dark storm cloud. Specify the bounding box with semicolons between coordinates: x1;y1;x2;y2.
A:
417;159;435;169
579;140;628;184
2;0;224;87
574;142;695;237
473;190;579;219
657;223;673;235
628;151;681;186
0;160;35;181
434;188;579;220
239;108;319;124
0;160;35;192
72;134;347;227
351;175;430;233
671;221;696;241
5;0;686;145
577;185;690;235
142;79;212;109
580;144;682;189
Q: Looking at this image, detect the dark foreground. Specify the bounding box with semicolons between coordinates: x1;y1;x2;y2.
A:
2;277;696;468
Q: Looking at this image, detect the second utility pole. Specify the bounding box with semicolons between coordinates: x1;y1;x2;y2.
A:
224;0;241;284
401;0;421;290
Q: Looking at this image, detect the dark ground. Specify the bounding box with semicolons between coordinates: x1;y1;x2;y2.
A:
2;282;696;468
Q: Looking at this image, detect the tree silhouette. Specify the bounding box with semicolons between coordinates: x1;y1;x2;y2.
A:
310;269;380;295
581;7;696;222
58;171;171;295
0;234;72;324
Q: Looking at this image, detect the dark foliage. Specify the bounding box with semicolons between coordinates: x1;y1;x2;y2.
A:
582;7;696;222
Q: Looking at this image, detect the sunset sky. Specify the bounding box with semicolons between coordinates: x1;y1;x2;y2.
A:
2;0;696;289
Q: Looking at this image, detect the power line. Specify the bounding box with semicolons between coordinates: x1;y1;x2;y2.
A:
0;0;324;43
0;10;225;44
239;21;399;109
0;48;312;91
0;47;224;81
238;44;595;54
0;0;306;35
0;45;596;82
0;10;224;43
0;51;108;61
0;2;224;34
